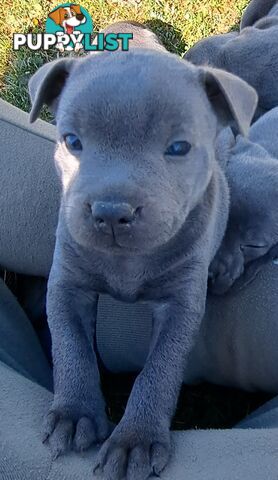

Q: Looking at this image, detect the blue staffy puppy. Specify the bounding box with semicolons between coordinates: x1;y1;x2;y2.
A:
209;109;278;295
28;28;257;480
185;0;278;118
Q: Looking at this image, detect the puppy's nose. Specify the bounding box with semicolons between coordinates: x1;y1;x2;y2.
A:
91;201;140;234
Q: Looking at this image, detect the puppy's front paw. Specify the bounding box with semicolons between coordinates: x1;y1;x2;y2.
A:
94;417;170;480
56;43;65;52
74;42;84;52
209;252;244;295
42;404;111;459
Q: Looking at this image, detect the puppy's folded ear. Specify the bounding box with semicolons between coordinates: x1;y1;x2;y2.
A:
215;126;236;168
28;58;76;123
201;66;258;136
48;8;62;26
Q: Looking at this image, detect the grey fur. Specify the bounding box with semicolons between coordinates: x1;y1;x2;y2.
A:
184;31;238;68
210;109;278;294
28;23;257;479
93;20;166;51
185;0;278;117
240;0;278;29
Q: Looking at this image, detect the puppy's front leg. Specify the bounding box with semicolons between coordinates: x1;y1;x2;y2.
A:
94;264;207;480
44;273;110;458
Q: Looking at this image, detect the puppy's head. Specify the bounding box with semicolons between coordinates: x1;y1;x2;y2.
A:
48;4;85;29
29;50;257;254
184;31;238;67
209;137;278;294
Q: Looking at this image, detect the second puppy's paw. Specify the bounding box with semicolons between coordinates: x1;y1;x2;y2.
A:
94;417;170;480
209;251;244;295
42;405;111;459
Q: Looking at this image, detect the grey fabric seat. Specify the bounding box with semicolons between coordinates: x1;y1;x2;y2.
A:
1;276;278;480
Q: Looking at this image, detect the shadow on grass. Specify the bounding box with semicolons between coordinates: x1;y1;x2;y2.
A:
144;19;187;55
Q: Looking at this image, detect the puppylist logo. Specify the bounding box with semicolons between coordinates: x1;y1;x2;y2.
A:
13;3;133;53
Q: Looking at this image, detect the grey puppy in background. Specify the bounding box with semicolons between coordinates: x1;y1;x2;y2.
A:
28;21;257;480
240;0;278;28
185;0;278;118
183;31;239;69
209;113;278;294
93;20;166;51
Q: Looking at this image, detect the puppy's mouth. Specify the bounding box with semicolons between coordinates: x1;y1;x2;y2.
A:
105;230;134;251
110;235;124;249
65;23;74;34
94;229;141;254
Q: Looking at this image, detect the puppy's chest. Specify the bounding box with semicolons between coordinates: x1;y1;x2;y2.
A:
105;275;143;302
89;257;180;303
89;258;163;303
104;263;148;302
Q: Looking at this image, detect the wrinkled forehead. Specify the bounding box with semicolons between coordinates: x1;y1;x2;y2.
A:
57;52;209;144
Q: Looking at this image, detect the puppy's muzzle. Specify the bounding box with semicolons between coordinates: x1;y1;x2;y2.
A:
91;201;143;237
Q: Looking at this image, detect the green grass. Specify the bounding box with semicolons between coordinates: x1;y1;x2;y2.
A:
0;0;249;118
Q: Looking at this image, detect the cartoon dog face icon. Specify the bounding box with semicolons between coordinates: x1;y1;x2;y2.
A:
48;4;86;35
48;4;87;51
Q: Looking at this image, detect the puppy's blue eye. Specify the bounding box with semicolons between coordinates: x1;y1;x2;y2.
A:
165;141;191;156
64;134;82;152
